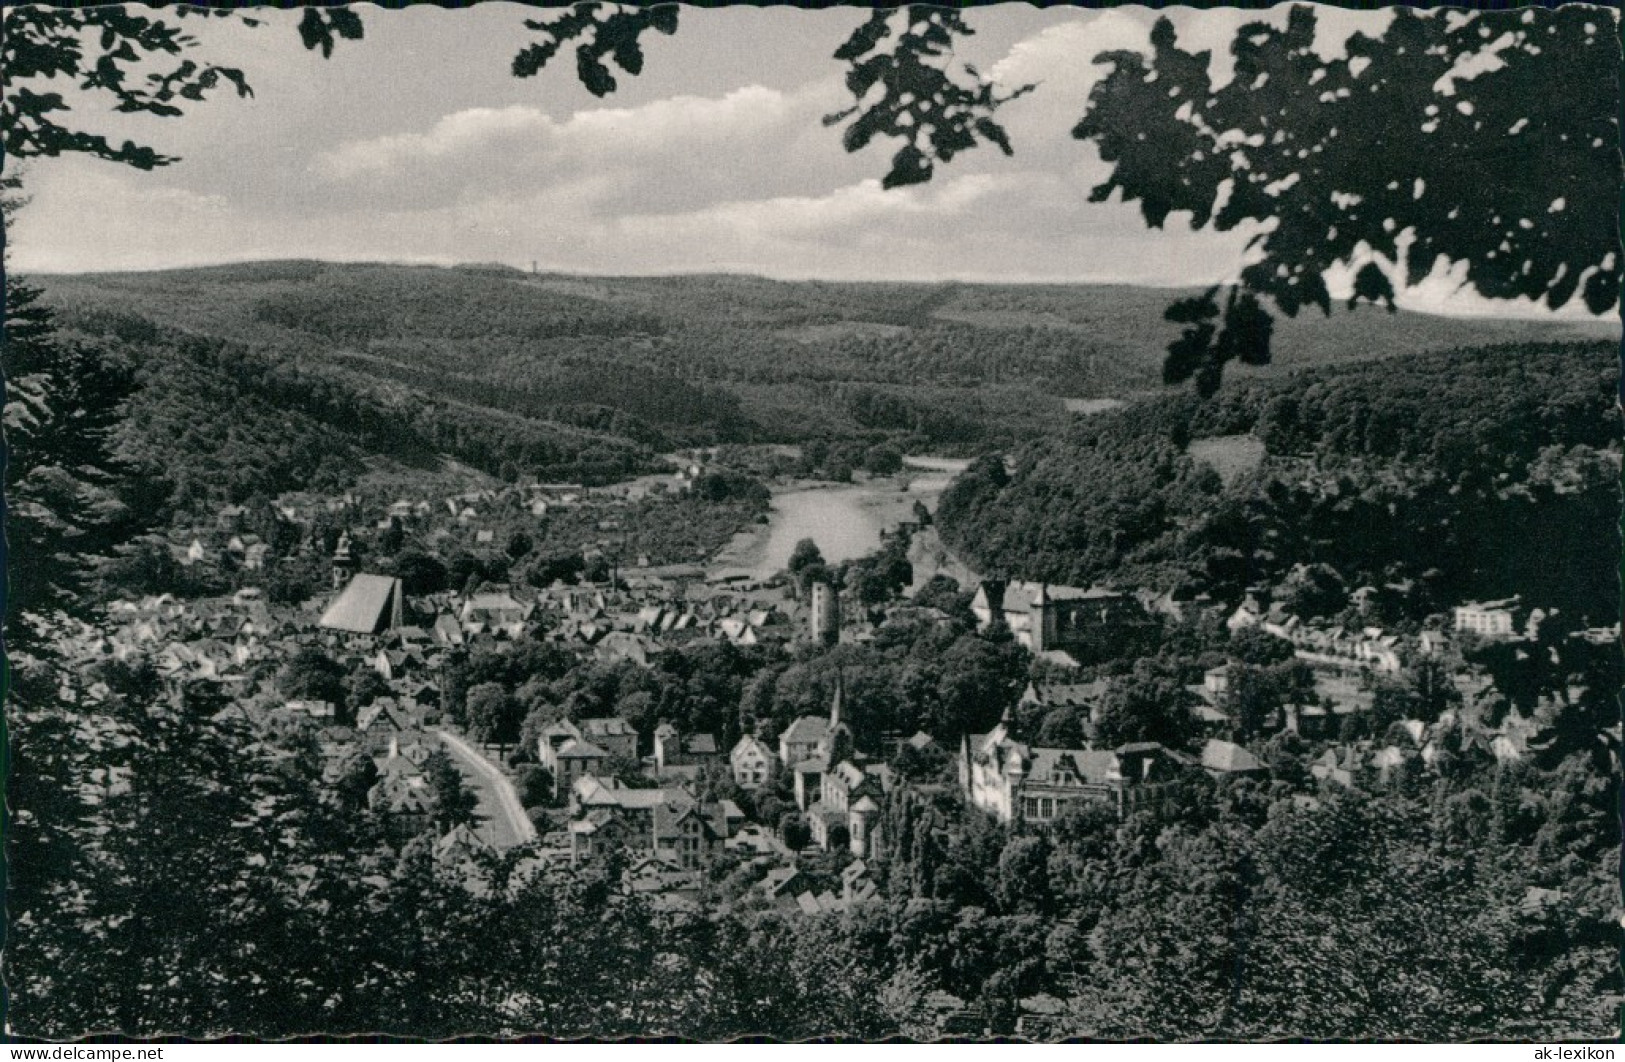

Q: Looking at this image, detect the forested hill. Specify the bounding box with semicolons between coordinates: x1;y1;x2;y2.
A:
39;261;1615;474
936;340;1621;623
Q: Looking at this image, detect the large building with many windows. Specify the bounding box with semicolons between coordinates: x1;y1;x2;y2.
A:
971;580;1152;658
959;709;1185;824
1453;597;1523;638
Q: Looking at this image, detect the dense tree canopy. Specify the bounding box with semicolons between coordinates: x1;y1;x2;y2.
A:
1074;6;1620;389
938;339;1620;621
1;175;155;651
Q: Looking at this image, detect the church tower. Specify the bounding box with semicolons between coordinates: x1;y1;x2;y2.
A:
331;531;356;590
825;670;854;766
1030;582;1057;653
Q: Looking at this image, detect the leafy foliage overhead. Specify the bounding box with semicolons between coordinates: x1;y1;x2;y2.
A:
511;3;679;97
1073;7;1621;388
0;6;359;168
294;7;365;61
504;3;1031;191
822;7;1033;190
1162;286;1275;397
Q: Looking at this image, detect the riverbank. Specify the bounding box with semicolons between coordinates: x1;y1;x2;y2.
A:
707;458;969;580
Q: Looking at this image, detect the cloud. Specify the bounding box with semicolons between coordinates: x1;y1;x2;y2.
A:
13;112;1256;285
316;105;555;178
11;162;237;273
309;81;868;217
990;9;1156;103
13;2;1602;322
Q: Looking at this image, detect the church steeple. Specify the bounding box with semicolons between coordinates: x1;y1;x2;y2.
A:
829;669;845;731
995;698;1019;742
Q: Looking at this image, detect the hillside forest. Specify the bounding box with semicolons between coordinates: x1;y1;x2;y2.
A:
37;263;1616;515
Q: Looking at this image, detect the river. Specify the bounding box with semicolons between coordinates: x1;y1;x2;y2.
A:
708;457;970;579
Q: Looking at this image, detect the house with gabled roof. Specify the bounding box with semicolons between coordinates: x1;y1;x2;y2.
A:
653;723;719;776
1020;679;1110;712
729;734;778;789
367;774;433;834
778;713;830;771
434;823;493;878
595;631;663;667
320;574;404;635
546;737;611;799
652;800;731;870
460;590;527;631
1196;738;1267;778
1454;597;1524;639
567;776;735;867
432;613;464;646
785;678;854;812
576;716;638;760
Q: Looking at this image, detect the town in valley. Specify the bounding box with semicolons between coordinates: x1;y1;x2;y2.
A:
6;0;1620;1043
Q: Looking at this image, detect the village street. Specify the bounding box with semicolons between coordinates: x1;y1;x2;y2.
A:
435;729;537;849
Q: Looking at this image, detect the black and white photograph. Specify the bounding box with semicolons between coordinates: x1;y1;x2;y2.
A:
2;0;1620;1043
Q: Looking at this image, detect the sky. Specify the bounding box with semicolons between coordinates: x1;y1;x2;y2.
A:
7;3;1612;320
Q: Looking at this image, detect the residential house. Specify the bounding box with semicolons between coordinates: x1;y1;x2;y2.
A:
182;538;211;566
432;613;465;646
368;773;433;834
729;735;778;789
595;631;663;667
567;776;734;868
460;591;527;636
652;800;732;870
653;723;720;774
1196;738;1268;779
538;727;612;800
575;717;639;761
806;758;891;858
784;678;854;811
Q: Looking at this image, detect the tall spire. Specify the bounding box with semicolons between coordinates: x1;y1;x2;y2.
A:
830;668;845;731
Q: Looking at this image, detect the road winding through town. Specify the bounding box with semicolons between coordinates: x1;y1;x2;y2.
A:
435;728;537;848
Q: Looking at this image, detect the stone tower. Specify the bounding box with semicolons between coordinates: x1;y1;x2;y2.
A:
810;579;840;646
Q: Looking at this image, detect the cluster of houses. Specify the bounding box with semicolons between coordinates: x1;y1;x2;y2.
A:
549;676;897;872
317;557;815;667
65;585;494;854
166;469;710;593
75;469;1614;914
1301;697;1565;788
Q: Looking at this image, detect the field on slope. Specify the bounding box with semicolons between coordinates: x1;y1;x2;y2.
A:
37;261;1617;501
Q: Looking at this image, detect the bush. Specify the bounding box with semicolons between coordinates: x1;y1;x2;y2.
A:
780;812;811;851
513;763;554;809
